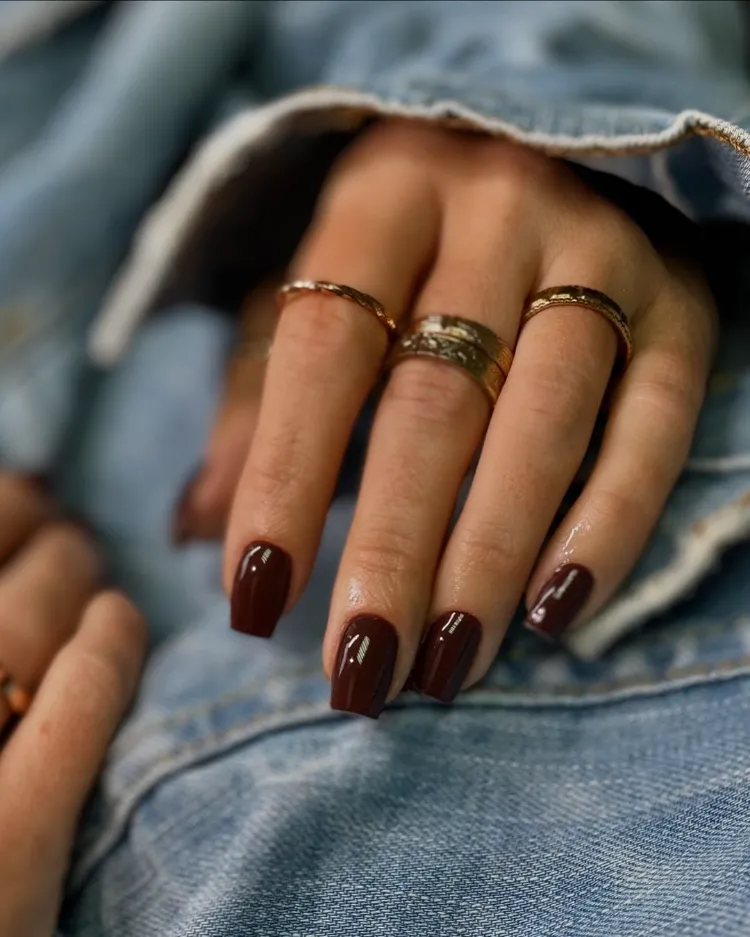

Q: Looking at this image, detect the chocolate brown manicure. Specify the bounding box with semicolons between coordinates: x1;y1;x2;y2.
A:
525;564;594;640
330;615;398;719
230;541;292;638
411;611;481;703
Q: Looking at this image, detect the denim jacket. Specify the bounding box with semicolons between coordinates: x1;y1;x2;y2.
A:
1;5;750;931
1;0;748;656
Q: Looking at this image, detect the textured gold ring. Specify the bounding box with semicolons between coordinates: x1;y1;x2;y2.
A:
277;280;398;341
388;316;513;405
523;286;633;367
0;664;31;718
413;315;514;378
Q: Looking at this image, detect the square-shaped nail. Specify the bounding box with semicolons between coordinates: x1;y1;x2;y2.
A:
411;611;481;703
330;615;398;719
230;541;291;638
525;564;594;640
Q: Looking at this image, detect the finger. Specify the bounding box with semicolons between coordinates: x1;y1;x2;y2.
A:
418;226;644;699
0;474;56;563
173;283;277;544
0;593;145;923
224;125;440;637
0;522;102;691
323;172;541;716
524;278;714;652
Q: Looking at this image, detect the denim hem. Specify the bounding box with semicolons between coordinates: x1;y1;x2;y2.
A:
566;487;750;658
88;84;750;366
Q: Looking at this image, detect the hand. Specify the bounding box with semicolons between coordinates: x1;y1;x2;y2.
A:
0;474;145;937
188;120;716;715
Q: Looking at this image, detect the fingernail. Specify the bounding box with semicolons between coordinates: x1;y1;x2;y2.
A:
330;615;398;719
525;564;594;640
230;541;292;638
171;465;202;545
411;611;481;703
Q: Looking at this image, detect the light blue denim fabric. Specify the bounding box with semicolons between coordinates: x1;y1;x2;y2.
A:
0;1;749;933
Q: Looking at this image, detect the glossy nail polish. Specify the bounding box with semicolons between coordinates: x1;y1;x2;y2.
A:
230;541;292;638
171;465;202;545
525;564;594;640
411;611;481;703
331;615;398;719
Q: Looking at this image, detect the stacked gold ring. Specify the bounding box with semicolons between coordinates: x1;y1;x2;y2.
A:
388;315;513;405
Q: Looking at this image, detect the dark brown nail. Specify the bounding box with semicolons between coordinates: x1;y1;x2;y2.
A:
330;615;398;719
230;541;292;638
411;611;481;703
525;564;594;640
171;465;202;545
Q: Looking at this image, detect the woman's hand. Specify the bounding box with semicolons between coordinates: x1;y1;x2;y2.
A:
179;120;717;716
0;474;145;937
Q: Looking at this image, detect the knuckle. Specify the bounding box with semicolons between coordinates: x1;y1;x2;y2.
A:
459;523;521;576
73;645;130;710
277;294;365;369
244;425;311;505
350;523;422;582
518;363;593;442
637;351;701;414
587;485;651;531
385;358;485;425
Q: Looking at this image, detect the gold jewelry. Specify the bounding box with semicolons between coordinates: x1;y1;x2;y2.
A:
523;286;633;367
413;315;514;378
0;664;31;717
388;316;513;405
277;280;398;341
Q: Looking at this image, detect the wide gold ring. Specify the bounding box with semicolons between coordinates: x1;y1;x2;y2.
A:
387;315;513;405
523;286;633;367
0;663;31;718
277;280;398;342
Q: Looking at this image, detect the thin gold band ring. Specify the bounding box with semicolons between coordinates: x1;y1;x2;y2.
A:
277;280;398;341
523;286;633;367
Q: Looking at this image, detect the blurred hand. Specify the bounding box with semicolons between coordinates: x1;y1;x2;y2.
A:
0;474;145;937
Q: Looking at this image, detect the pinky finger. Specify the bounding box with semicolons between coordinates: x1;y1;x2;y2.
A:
0;593;146;895
524;286;714;654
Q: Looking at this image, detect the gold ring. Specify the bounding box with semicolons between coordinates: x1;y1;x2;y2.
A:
0;663;31;717
388;316;513;405
412;315;514;378
523;286;633;367
277;280;398;341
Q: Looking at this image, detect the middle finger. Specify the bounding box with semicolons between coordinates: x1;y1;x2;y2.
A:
324;181;541;717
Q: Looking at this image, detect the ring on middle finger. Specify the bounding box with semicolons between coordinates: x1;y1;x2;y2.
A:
387;315;514;405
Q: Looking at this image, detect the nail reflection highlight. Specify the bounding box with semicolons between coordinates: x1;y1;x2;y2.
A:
330;615;398;719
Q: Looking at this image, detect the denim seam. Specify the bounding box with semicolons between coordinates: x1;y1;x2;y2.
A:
115;642;750;759
70;668;750;900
